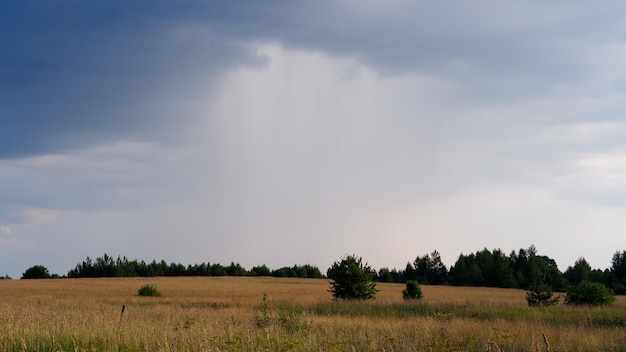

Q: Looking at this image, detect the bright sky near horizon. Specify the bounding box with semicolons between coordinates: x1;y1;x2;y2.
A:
2;1;626;278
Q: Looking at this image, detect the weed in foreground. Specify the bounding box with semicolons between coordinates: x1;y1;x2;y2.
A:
254;293;305;332
254;293;271;328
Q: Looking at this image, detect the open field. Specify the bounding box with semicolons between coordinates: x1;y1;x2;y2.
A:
1;277;625;351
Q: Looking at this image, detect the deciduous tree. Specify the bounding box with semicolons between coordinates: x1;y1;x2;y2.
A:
21;265;51;279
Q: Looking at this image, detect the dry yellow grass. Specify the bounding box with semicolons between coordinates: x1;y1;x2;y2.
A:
1;277;625;351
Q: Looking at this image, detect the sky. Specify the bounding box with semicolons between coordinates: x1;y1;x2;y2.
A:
2;1;626;278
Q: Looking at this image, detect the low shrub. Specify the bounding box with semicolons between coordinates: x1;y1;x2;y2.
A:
402;280;423;300
565;281;614;305
137;284;161;297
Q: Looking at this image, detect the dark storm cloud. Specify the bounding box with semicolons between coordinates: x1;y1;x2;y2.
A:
0;1;269;158
5;1;618;158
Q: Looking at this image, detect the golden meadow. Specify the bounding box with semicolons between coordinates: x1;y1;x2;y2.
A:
1;277;625;351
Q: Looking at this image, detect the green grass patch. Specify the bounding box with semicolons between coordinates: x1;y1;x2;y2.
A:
308;301;626;328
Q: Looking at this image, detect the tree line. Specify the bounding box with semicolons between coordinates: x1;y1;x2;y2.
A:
376;246;626;294
19;253;323;279
17;246;626;295
63;254;324;279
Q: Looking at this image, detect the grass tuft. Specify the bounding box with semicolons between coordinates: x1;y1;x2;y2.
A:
137;284;161;297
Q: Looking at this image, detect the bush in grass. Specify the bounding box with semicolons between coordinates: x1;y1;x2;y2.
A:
137;284;161;297
402;280;424;300
526;283;560;307
327;254;379;300
565;281;614;305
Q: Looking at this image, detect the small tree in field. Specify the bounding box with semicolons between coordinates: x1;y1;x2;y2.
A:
526;283;560;307
402;280;423;300
327;254;379;300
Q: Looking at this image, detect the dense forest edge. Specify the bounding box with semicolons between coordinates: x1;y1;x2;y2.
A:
8;245;626;295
